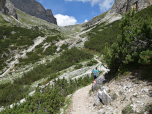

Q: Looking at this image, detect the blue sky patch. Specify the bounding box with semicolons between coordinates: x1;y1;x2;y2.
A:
36;0;115;26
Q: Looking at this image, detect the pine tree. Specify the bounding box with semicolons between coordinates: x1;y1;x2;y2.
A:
104;9;152;72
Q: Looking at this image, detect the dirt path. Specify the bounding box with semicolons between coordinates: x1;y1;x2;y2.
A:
67;84;98;114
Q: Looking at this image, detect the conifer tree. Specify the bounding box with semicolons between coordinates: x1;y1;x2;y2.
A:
104;9;152;72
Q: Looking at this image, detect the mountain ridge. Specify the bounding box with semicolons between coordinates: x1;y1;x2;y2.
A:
9;0;57;25
0;0;17;19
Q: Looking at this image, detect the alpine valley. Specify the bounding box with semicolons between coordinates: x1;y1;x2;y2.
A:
0;0;152;114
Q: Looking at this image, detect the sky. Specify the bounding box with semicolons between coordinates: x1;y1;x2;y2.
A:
36;0;115;26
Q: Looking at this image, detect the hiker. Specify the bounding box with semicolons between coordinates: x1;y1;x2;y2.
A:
93;67;100;80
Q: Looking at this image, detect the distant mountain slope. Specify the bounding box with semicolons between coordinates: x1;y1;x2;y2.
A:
82;11;108;27
83;0;152;28
9;0;57;25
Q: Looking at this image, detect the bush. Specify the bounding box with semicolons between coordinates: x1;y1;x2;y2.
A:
60;44;68;50
84;20;120;53
15;47;93;86
0;25;45;70
86;59;98;66
75;64;83;69
122;104;133;114
1;75;94;114
0;83;29;106
43;46;57;55
45;35;62;42
103;10;152;73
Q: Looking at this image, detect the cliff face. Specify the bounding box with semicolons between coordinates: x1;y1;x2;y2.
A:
0;0;18;19
9;0;57;25
110;0;152;14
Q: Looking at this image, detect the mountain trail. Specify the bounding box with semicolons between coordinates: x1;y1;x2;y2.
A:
66;84;98;114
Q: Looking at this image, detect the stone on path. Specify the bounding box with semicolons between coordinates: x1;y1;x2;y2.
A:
98;89;112;105
94;93;100;106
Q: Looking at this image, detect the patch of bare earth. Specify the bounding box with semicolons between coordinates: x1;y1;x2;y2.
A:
66;84;100;114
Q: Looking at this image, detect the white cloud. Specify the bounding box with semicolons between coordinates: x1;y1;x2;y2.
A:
84;19;88;22
55;14;77;26
65;0;115;12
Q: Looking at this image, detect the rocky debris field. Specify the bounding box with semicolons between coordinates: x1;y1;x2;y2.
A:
65;73;152;114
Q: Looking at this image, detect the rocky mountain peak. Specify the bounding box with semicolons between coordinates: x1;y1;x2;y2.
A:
9;0;57;25
0;0;18;19
110;0;152;14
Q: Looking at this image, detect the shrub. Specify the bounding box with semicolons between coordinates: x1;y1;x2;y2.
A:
122;104;133;114
1;75;94;114
103;10;152;73
75;64;83;69
16;47;93;85
60;44;68;50
84;20;120;53
43;46;57;55
86;59;98;66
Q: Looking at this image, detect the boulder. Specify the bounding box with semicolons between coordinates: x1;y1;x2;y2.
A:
100;86;108;91
100;89;112;105
92;75;105;91
95;88;112;105
94;93;100;106
98;90;103;100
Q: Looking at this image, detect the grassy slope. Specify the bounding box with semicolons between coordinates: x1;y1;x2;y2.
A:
84;20;120;53
16;8;58;29
0;9;66;74
61;24;83;37
82;11;108;27
0;47;93;107
0;4;152;114
84;5;152;54
16;8;83;37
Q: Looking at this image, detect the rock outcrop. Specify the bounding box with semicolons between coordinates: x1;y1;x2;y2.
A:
110;0;152;14
0;0;18;19
92;75;106;91
83;0;152;28
94;86;112;106
9;0;57;25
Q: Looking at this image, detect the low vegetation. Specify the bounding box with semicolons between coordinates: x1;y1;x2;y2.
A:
86;59;98;66
0;25;45;71
74;64;83;69
122;104;133;114
104;10;152;75
84;20;121;53
19;35;64;65
0;47;93;107
1;75;94;114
